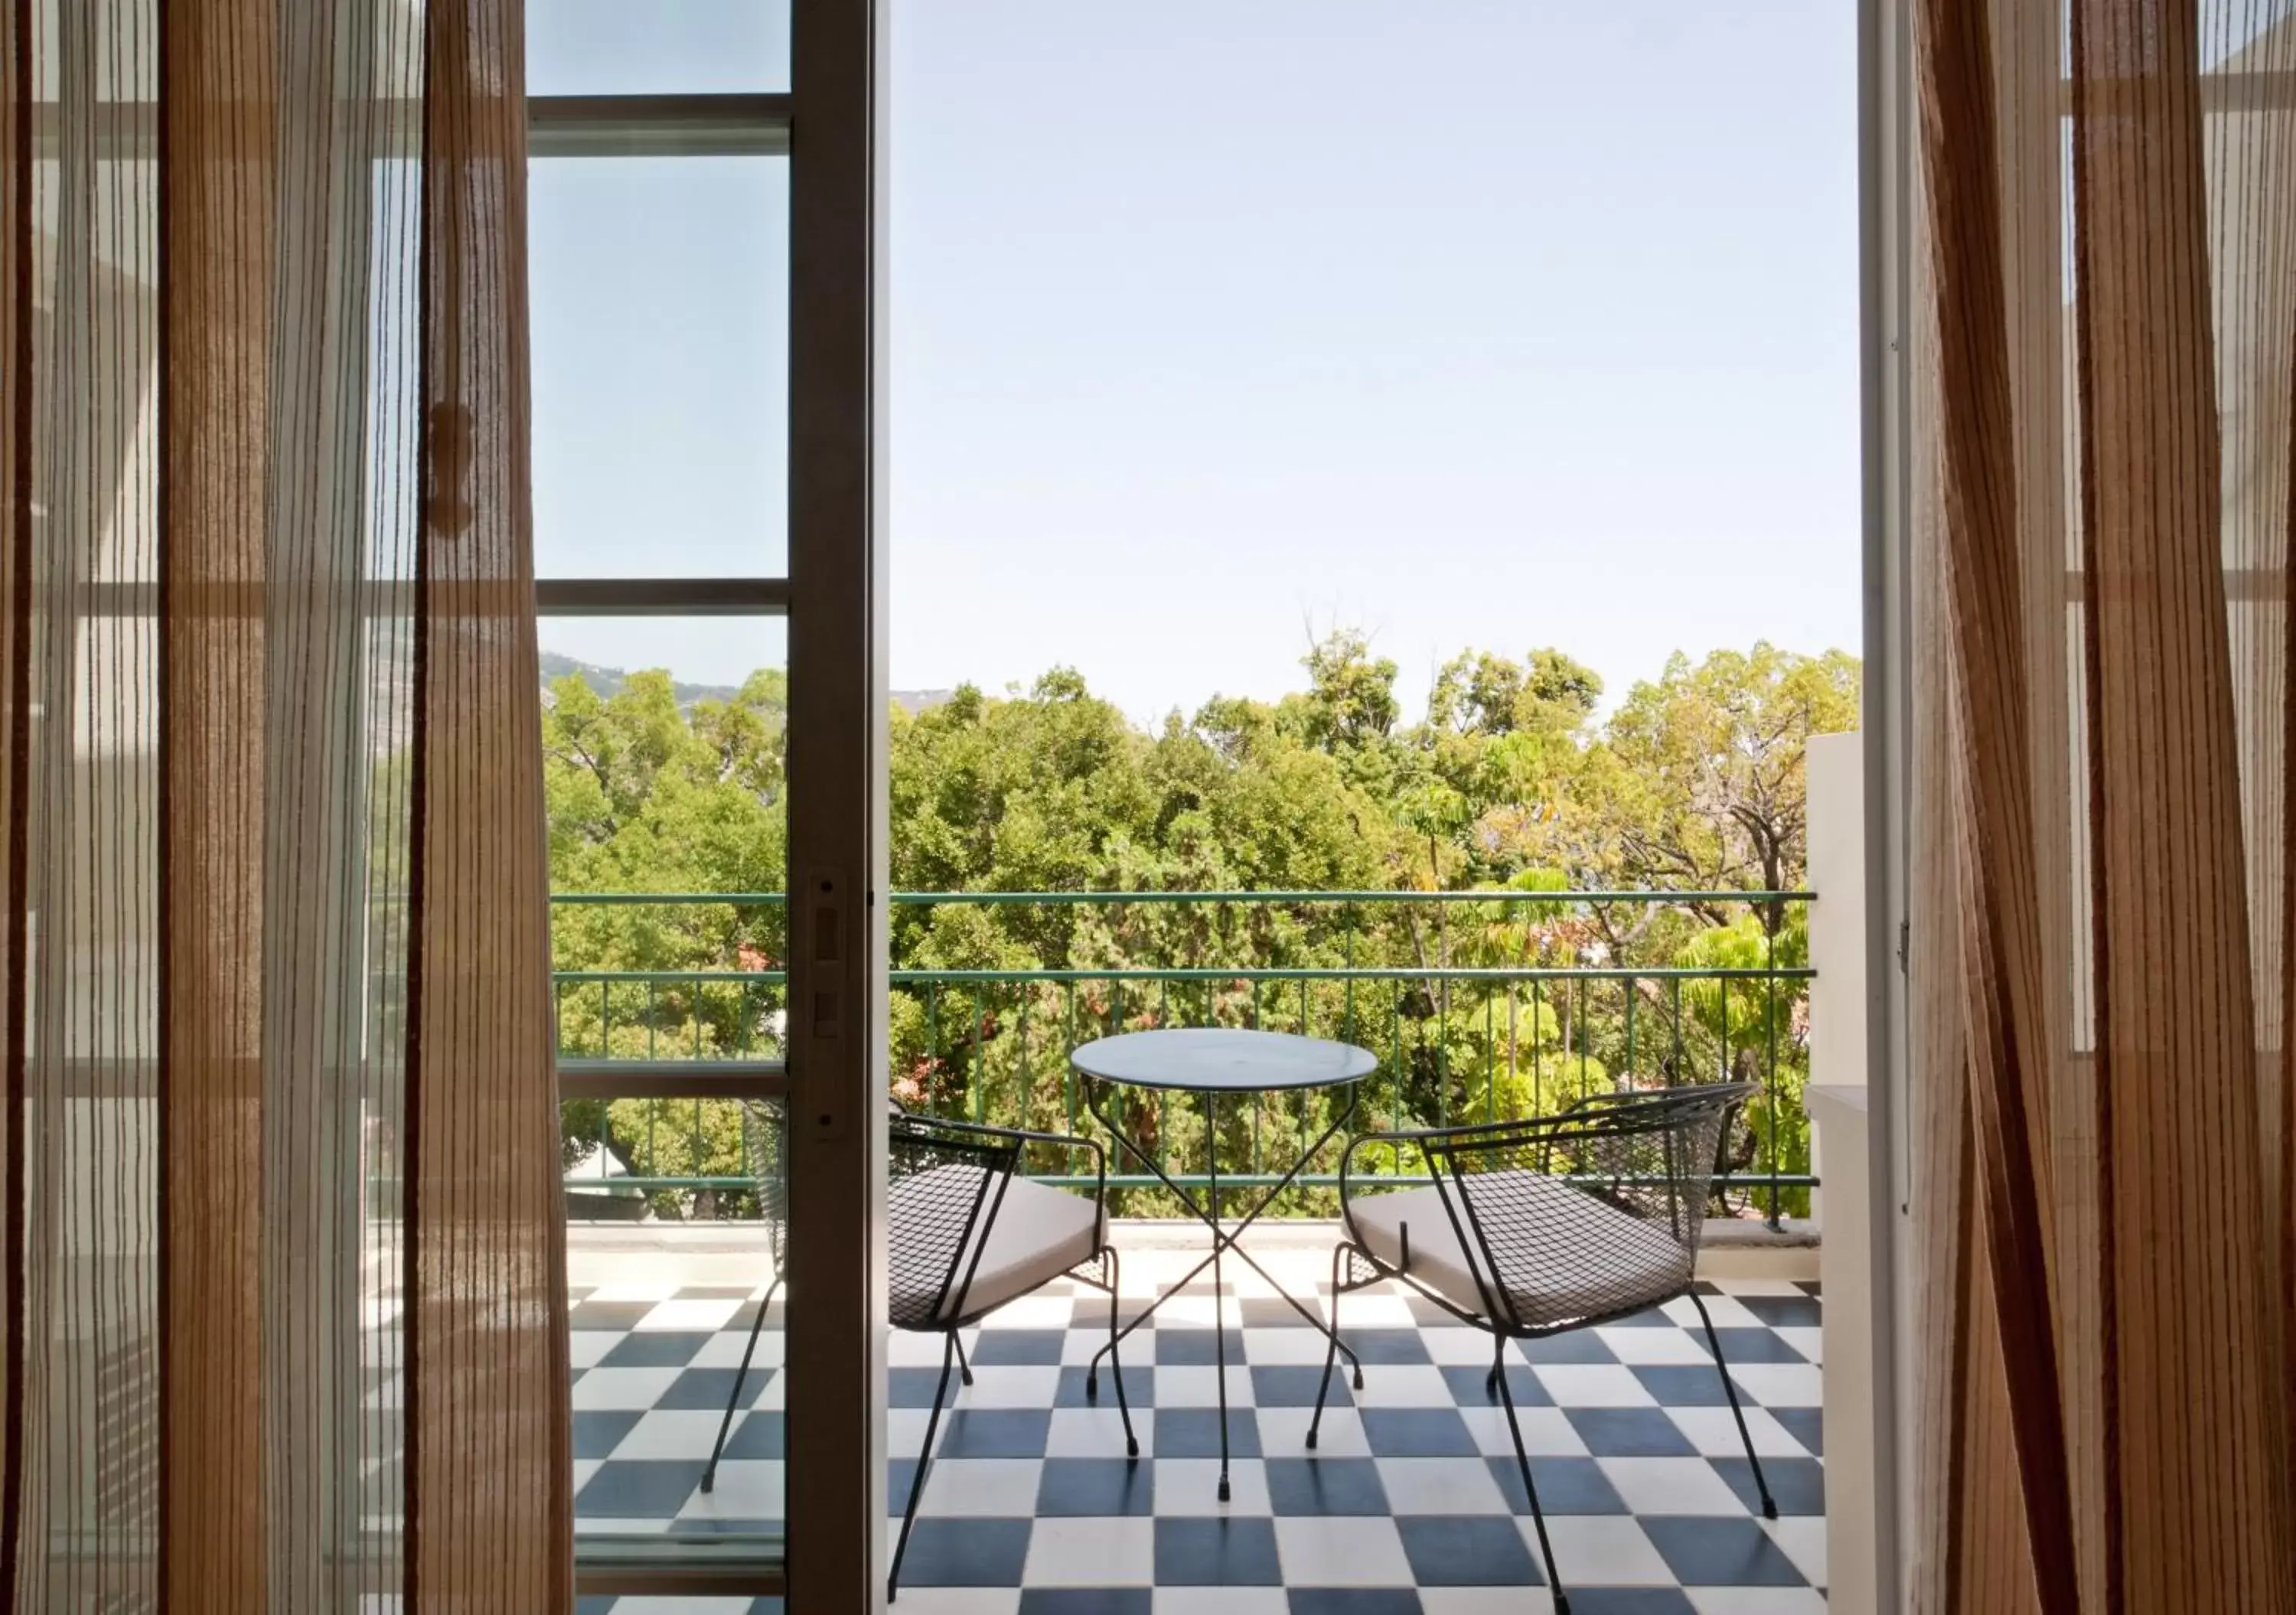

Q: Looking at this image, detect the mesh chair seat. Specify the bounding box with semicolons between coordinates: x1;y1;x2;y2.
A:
1348;1173;1692;1329
891;1165;1102;1324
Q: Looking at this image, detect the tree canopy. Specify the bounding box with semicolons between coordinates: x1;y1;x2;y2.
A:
544;636;1857;1219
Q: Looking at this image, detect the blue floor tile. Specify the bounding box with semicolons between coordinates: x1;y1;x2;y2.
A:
892;1366;961;1407
598;1330;713;1369
1058;1362;1154;1409
1360;1408;1479;1458
1395;1515;1541;1587
719;1410;785;1460
659;1367;770;1411
1241;1297;1329;1329
1769;1407;1823;1455
1344;1330;1433;1365
1564;1408;1699;1458
1553;1591;1696;1613
1486;1456;1629;1515
1639;1518;1808;1586
1156;1407;1263;1458
576;1460;700;1519
889;1457;918;1515
1287;1591;1424;1615
1711;1456;1826;1516
1439;1364;1552;1408
895;1516;1034;1587
1154;1516;1283;1585
1737;1296;1823;1329
1704;1327;1809;1365
1254;1365;1352;1407
937;1408;1055;1457
1022;1591;1153;1615
1626;1366;1733;1407
1037;1457;1155;1516
1265;1457;1391;1515
572;1410;642;1460
1155;1329;1247;1365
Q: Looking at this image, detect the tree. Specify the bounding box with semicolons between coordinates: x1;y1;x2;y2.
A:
1585;644;1860;925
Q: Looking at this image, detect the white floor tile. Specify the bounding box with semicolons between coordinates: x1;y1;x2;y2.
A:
964;1367;1066;1409
1662;1294;1763;1330
1155;1365;1256;1408
882;1591;1022;1615
980;1294;1083;1330
568;1331;621;1370
677;1460;784;1519
1353;1365;1459;1408
1152;1591;1287;1615
1273;1515;1415;1586
571;1367;680;1411
1596;1457;1750;1516
1241;1326;1343;1365
1457;1405;1589;1458
1665;1405;1807;1459
1765;1515;1828;1587
611;1408;735;1460
1022;1515;1157;1586
915;1459;1045;1517
1531;1365;1659;1408
1046;1406;1150;1459
1711;1363;1823;1408
1259;1405;1370;1458
1688;1590;1829;1615
1419;1328;1505;1365
1774;1326;1824;1364
1539;1515;1675;1586
1375;1457;1512;1515
1417;1590;1557;1615
1595;1326;1717;1366
636;1297;744;1333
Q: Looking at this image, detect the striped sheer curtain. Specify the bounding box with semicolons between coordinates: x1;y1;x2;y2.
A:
1912;0;2296;1607
0;0;568;1607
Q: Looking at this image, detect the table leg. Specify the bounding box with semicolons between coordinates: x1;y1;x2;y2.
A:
1081;1078;1365;1384
1208;1092;1231;1501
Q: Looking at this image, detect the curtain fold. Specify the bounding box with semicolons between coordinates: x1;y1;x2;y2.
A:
1913;0;2296;1607
0;0;569;1607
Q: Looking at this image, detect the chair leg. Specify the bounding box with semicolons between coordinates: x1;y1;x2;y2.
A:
1495;1353;1569;1614
1307;1241;1347;1450
1688;1288;1778;1519
1098;1246;1140;1459
1485;1333;1505;1401
889;1330;961;1604
701;1275;781;1494
954;1329;974;1387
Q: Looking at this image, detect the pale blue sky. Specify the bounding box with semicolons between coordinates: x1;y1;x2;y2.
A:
527;2;1861;720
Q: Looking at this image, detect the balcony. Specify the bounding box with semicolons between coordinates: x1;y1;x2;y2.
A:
556;888;1831;1612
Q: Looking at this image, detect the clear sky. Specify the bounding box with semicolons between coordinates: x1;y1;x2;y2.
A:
527;2;1862;721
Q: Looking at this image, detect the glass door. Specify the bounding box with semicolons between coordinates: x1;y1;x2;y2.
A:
528;0;884;1603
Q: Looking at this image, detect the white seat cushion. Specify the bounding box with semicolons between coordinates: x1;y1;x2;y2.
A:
1347;1172;1691;1329
891;1166;1101;1325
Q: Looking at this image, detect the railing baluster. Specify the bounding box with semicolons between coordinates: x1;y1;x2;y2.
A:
1766;966;1782;1229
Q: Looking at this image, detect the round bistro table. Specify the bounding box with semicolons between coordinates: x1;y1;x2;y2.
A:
1071;1027;1378;1501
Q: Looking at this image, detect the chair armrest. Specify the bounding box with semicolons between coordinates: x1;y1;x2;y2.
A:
900;1113;1111;1217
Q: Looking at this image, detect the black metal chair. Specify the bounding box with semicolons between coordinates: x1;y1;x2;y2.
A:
1309;1082;1777;1615
880;1105;1136;1602
703;1097;788;1496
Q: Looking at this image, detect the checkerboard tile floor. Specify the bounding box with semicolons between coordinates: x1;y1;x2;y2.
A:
570;1251;1825;1614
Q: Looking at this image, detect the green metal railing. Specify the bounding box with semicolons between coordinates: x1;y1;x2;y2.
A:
553;889;1816;1225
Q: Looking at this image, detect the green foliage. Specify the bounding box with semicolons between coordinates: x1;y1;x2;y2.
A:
545;635;1854;1222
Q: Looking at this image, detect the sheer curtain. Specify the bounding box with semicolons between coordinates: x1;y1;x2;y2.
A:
1913;0;2296;1607
0;0;568;1607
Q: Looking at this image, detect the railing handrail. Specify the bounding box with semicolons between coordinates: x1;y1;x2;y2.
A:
549;888;1816;907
